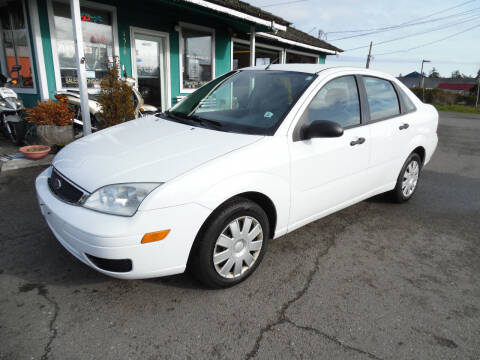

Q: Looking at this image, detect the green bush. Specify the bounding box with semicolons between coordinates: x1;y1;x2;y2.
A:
410;87;460;105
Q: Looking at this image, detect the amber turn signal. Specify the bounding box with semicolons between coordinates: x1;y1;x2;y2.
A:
141;230;170;244
11;79;17;85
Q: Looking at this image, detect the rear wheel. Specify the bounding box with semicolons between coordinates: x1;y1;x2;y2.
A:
391;153;422;203
189;198;269;288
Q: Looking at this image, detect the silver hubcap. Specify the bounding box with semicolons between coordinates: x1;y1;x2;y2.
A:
402;160;420;197
213;216;263;279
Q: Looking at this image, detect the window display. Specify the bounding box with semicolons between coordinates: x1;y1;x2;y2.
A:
52;1;114;89
181;27;213;90
0;0;34;89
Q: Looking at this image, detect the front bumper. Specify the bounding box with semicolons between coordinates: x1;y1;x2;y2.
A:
35;168;212;279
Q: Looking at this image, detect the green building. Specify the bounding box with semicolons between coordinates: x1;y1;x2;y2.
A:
1;0;341;109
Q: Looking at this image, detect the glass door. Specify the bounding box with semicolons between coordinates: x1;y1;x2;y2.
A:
132;31;166;110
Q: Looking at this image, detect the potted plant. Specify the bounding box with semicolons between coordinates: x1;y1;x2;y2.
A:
24;98;74;147
19;145;51;160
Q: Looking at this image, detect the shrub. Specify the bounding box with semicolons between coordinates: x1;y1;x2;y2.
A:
96;57;135;128
25;99;74;126
410;87;455;105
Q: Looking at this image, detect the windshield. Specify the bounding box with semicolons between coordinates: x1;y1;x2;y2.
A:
164;70;316;135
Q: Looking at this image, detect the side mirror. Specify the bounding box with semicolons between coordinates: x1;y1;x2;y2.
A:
11;65;22;72
300;120;344;140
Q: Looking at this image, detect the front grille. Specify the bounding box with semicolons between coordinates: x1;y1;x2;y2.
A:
48;168;86;204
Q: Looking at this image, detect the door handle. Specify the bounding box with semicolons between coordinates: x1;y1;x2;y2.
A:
399;123;410;130
350;137;366;146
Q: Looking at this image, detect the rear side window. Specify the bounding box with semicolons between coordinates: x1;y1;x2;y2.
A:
302;75;361;128
397;87;417;113
363;76;400;121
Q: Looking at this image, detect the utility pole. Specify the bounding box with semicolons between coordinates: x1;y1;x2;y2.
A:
366;41;373;69
420;59;431;102
476;77;480;108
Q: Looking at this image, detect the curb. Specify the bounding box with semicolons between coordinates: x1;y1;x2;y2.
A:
0;154;53;172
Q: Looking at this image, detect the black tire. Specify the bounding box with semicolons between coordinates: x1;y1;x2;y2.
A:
189;198;270;288
391;153;422;203
6;121;25;145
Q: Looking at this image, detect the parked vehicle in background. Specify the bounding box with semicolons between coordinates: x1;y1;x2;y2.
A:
36;65;438;288
0;70;25;145
56;77;158;133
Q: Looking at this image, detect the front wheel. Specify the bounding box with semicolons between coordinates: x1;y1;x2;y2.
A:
189;198;269;288
391;153;422;203
6;121;25;145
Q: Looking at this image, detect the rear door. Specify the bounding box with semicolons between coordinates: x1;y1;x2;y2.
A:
288;75;371;229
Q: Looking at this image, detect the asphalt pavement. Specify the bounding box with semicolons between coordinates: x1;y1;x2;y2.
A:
0;112;479;360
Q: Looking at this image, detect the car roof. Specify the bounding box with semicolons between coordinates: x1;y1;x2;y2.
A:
240;64;396;81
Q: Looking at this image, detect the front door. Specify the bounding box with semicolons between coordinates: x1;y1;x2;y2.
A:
289;75;371;230
131;28;169;111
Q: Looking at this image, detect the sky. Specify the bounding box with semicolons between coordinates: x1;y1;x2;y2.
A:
247;0;480;78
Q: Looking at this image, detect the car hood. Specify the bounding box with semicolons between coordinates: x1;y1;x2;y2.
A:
52;116;263;192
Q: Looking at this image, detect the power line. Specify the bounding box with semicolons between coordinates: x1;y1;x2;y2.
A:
399;0;477;25
344;13;480;52
330;6;480;41
259;0;306;8
327;0;477;34
374;23;480;56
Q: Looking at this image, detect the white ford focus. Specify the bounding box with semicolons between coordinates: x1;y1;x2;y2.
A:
36;65;438;288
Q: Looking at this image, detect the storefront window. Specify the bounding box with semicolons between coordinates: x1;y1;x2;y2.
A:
181;26;213;91
52;1;114;89
286;51;317;64
232;42;282;70
232;42;250;70
0;0;34;89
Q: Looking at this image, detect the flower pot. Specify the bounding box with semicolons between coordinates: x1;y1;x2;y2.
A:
19;145;51;160
36;125;74;146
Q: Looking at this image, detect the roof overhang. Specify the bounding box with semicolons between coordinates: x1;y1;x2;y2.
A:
180;0;287;32
256;32;338;55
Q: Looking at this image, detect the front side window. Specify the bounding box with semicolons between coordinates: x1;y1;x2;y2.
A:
167;70;316;135
181;27;213;91
52;1;114;89
363;76;400;121
0;0;34;89
302;75;361;128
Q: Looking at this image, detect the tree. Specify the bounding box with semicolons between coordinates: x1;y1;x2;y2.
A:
476;69;480;79
471;83;478;96
96;57;135;128
451;70;464;79
428;67;440;78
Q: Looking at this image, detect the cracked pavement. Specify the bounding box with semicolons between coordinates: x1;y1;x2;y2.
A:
1;112;479;359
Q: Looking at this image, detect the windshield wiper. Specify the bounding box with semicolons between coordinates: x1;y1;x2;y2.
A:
162;111;223;130
187;114;223;129
161;111;190;124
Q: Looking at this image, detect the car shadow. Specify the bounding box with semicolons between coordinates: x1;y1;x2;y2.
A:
2;167;479;291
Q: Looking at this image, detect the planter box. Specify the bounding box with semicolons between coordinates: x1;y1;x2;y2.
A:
36;125;74;146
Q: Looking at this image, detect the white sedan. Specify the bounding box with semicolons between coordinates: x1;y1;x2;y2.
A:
36;65;438;288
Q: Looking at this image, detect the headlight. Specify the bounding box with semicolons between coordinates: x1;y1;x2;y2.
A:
82;183;161;216
15;98;23;107
0;100;6;107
